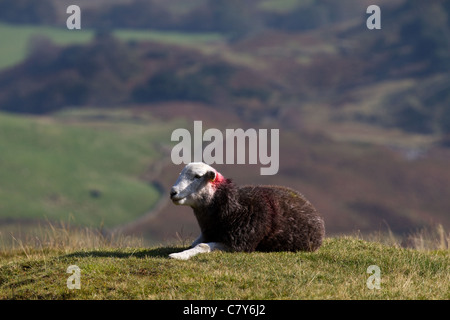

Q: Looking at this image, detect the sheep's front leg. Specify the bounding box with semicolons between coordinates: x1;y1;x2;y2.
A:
191;233;204;247
169;242;228;260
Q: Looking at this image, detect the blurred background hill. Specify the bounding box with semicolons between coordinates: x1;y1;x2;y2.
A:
0;0;449;245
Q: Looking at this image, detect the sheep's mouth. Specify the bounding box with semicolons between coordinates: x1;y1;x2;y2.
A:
171;196;185;204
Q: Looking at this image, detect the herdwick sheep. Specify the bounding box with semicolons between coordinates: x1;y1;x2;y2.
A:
169;162;325;260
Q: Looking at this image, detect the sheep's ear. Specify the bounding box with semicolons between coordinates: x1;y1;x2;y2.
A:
205;170;216;182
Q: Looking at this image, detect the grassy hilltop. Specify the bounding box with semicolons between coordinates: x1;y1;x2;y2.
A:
0;233;448;300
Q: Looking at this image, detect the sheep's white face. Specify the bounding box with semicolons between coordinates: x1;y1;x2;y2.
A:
170;162;217;207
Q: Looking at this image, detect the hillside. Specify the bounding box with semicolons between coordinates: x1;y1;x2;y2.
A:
0;109;183;229
2;1;450;136
0;1;450;246
0;236;448;300
2;107;450;246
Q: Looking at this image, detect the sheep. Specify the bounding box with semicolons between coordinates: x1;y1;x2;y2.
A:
168;162;325;260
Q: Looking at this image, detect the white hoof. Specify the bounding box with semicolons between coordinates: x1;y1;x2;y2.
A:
169;252;191;260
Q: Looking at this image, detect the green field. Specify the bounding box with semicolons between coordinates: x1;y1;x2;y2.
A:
0;23;223;70
0;23;92;70
0;235;448;299
0;109;181;228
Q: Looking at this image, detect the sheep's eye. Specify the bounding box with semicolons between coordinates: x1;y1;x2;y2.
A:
194;174;202;179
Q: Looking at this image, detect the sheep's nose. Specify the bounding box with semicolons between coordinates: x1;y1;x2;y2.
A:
170;189;178;199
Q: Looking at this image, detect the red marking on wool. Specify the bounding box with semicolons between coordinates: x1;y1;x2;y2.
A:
211;171;225;186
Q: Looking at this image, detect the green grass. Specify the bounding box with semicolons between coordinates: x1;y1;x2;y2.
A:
0;23;93;70
0;23;224;71
114;29;223;46
0;109;180;228
0;237;447;299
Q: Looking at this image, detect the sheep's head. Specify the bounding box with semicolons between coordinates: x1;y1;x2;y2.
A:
170;162;225;207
